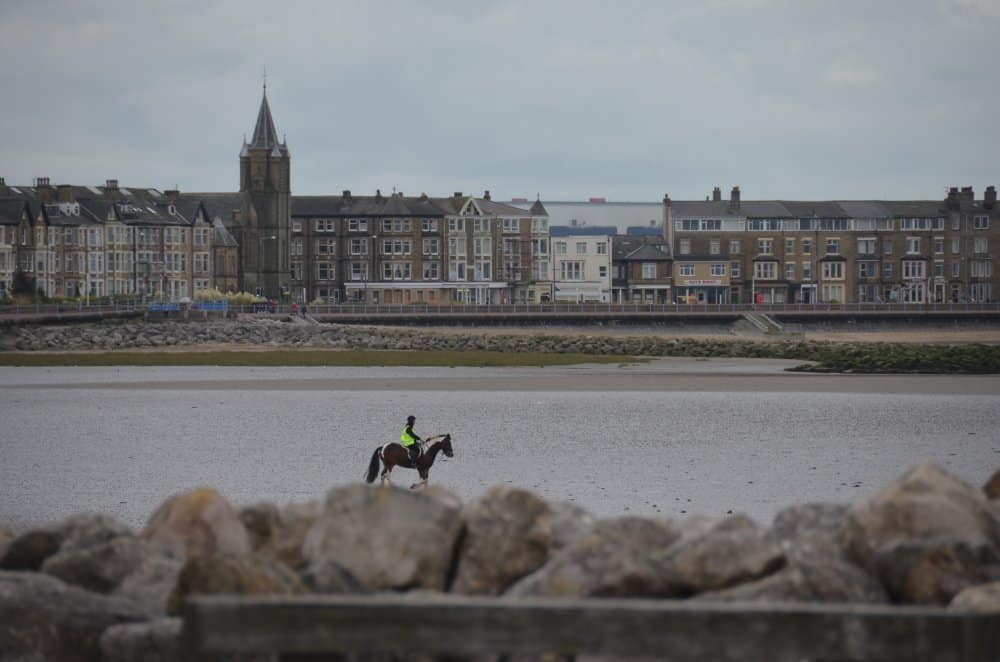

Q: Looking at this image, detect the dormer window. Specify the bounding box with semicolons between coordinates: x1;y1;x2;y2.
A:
168;205;177;216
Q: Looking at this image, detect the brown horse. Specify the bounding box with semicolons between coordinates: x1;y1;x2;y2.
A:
364;434;453;489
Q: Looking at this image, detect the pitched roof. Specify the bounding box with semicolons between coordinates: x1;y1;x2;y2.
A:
247;88;289;156
530;197;548;216
0;198;28;225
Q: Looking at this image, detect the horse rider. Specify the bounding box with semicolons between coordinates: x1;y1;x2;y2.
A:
401;415;422;464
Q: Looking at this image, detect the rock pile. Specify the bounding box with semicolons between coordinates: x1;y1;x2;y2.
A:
0;464;998;661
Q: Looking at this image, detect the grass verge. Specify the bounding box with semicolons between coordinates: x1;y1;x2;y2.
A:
0;349;641;368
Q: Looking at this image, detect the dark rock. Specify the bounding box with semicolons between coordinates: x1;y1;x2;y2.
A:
41;535;172;594
166;553;306;616
985;468;1000;500
0;528;64;570
0;570;146;661
114;553;184;617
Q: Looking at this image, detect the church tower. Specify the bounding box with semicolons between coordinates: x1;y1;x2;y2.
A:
239;83;290;298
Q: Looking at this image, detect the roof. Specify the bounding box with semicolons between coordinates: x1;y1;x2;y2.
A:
212;218;238;247
0;198;28;225
550;225;618;237
880;200;949;217
625;226;663;236
247;88;289;156
667;200;743;218
530;197;548;216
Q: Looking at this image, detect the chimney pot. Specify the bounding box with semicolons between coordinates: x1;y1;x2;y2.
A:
342;189;351;200
730;186;741;211
106;179;118;190
454;191;463;198
985;185;997;209
36;177;51;187
0;177;6;187
484;189;491;201
712;186;721;202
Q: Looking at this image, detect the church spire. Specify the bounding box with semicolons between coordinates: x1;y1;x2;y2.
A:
249;83;279;151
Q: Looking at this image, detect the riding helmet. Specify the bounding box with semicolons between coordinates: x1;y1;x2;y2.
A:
407;415;416;423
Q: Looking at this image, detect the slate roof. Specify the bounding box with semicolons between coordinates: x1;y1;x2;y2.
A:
778;201;850;218
212;218;238;247
668;200;743;218
0;198;28;225
880;200;949;217
530;197;548;216
247;89;289;156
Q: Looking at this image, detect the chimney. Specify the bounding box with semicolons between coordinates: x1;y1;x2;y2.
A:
57;184;74;203
663;193;672;246
960;186;974;203
342;189;352;203
0;177;6;188
483;189;491;201
104;179;121;201
730;186;741;211
106;179;118;190
35;177;54;202
947;186;960;210
453;191;463;198
375;188;382;201
163;188;180;200
985;185;997;209
712;186;722;202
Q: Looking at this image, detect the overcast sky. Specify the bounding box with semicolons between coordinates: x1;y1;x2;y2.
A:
1;0;997;202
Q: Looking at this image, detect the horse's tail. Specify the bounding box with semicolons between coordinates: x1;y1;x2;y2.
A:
364;447;381;484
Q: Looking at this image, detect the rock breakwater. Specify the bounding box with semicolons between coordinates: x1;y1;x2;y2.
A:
2;319;1000;372
0;464;998;661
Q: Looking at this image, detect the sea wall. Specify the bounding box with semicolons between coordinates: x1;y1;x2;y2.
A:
2;318;1000;372
1;463;998;661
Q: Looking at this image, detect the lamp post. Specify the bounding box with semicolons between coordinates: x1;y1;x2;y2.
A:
257;234;277;297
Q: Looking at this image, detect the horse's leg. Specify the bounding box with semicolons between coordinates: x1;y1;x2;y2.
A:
410;467;429;490
380;460;392;486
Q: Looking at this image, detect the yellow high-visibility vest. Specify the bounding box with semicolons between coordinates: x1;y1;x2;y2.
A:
401;426;416;446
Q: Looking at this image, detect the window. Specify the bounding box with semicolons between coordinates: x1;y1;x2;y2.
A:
973;215;990;230
758;239;773;255
710;240;720;255
906;237;920;254
754;262;777;279
554;241;567;255
952;238;961;255
951;216;960;230
821;284;845;302
292;220;302;233
679;239;690;255
349;238;367;255
801;239;811;255
575;242;587;255
314;219;335;233
785;263;795;280
316;239;336;255
934;261;944;278
290;261;303;280
971;260;992;277
348;218;368;232
952;261;960;277
729;240;741;254
969;282;992;301
821;262;844;280
883;263;893;278
596;242;608;255
473;218;489;233
448;218;465;232
556;261;582;280
974;238;988;254
859;262;877;278
474;258;491;280
730;261;741;279
900;218;933;230
474;238;492;256
825;238;839;255
423;238;440;255
857;238;875;255
449;258;466;280
802;262;812;280
422;261;440;280
532;260;549;280
422;219;438;232
502;218;518;233
902;260;926;279
194;253;210;273
599;265;608;278
679;264;694;276
785;238;795;254
934;237;944;254
449;237;467;257
315;262;333;280
882;239;893;255
711;263;726;277
642;263;656;279
532;238;548;255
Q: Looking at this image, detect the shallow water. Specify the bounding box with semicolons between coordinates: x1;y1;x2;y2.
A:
0;364;997;531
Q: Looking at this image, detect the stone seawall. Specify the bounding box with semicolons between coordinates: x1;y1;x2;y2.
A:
3;318;1000;372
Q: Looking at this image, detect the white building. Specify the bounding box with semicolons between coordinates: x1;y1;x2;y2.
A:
550;228;613;303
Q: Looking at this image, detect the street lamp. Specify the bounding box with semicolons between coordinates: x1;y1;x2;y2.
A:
257;234;277;297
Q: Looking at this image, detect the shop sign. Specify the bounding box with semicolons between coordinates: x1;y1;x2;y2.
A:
683;279;722;286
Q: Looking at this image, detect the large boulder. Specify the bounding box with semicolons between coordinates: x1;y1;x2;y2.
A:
549;501;597;551
507;516;683;598
985;468;1000;500
840;463;1000;604
0;570;146;661
166;553;306;616
771;503;849;544
41;536;175;594
659;514;785;595
950;581;1000;612
0;525;14;561
0;528;64;570
452;485;554;595
57;513;133;553
114;553;185;618
142;487;251;561
302;484;464;592
240;500;320;570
